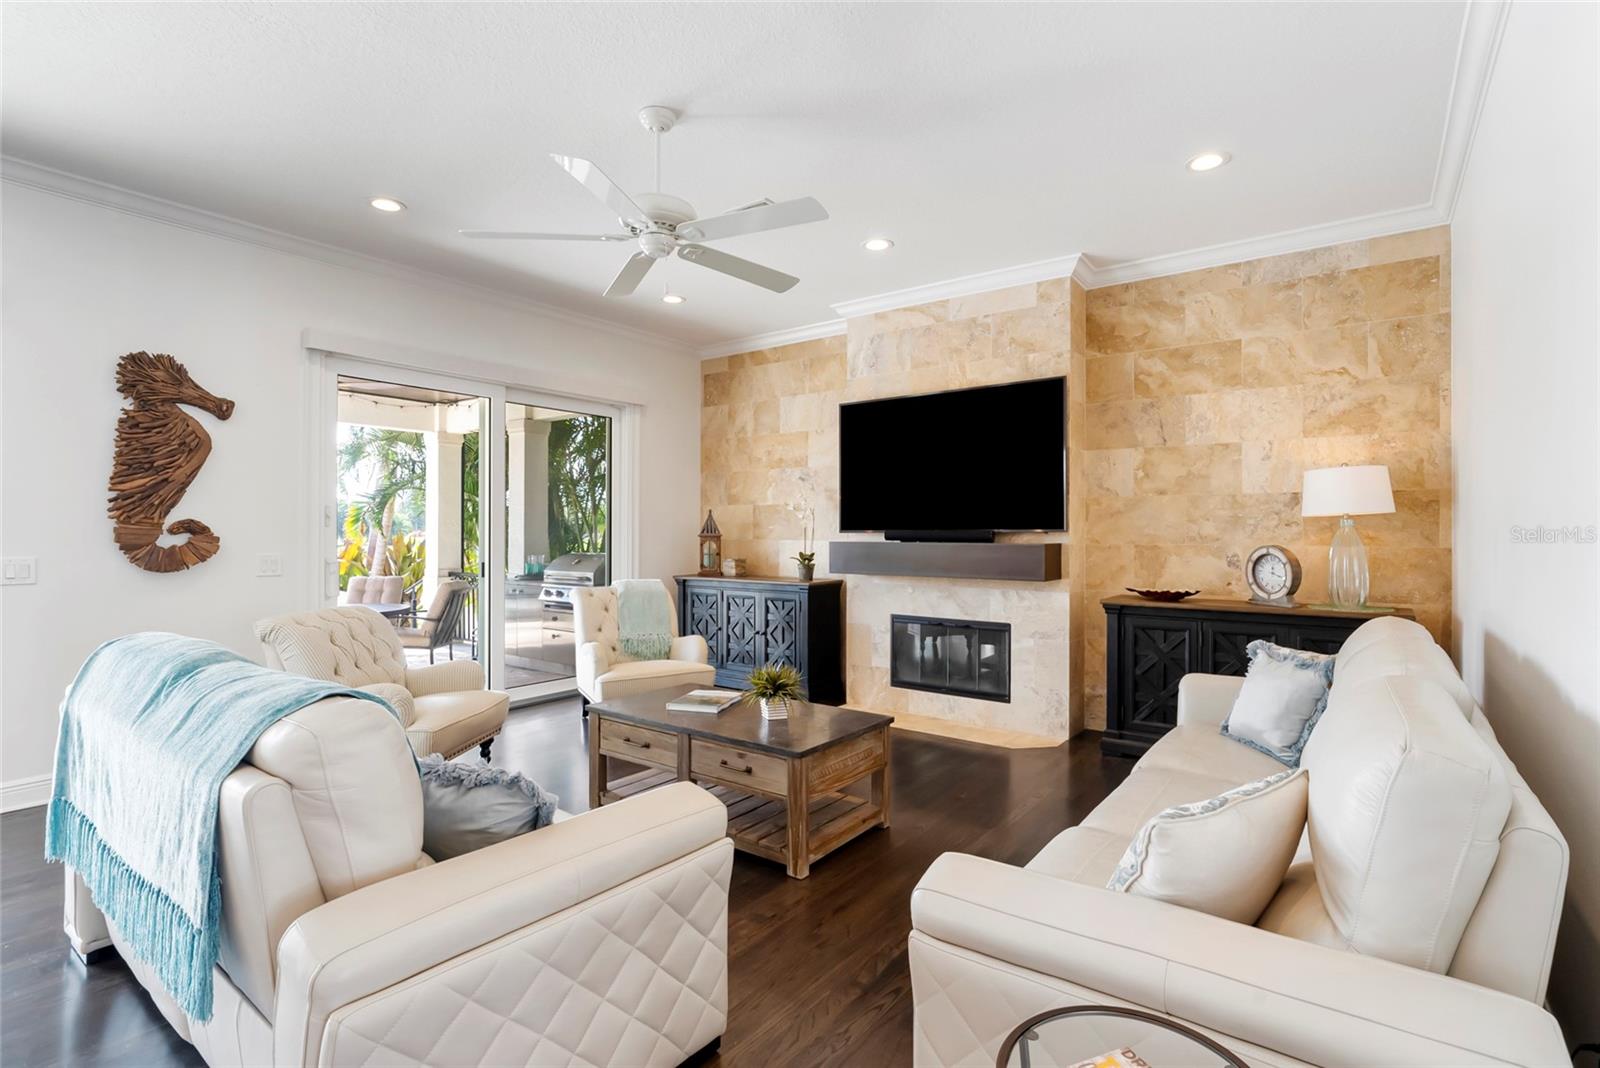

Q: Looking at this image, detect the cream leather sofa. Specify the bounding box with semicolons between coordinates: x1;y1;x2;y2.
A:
65;696;733;1067
573;582;714;712
910;618;1571;1067
255;606;506;759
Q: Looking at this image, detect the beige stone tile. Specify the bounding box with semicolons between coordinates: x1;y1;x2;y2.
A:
1037;276;1071;304
1304;490;1441;548
1358;257;1441;322
1363;548;1451;604
1301;270;1368;329
703;370;734;406
1371;313;1449;378
1134;341;1243;397
1087;299;1187;354
866;302;948;335
1185;282;1303;342
1206;493;1307;547
1131;544;1241;596
702;355;730;375
1134;444;1242;496
948;283;1037;321
1368;226;1449;267
1086;354;1133;402
1084;448;1137;498
1439;251;1451;313
1284;324;1374;382
1233;386;1304;441
806;352;847;392
1242;439;1304;494
1241;240;1369;285
848;330;911;379
997;301;1068;357
1241;336;1300;387
1302;379;1439;436
1182;392;1240;445
749;432;810;469
1086;398;1185;449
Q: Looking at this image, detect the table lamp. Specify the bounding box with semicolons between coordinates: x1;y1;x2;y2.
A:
1301;465;1395;608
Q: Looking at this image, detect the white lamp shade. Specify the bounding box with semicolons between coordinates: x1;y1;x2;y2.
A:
1301;465;1395;517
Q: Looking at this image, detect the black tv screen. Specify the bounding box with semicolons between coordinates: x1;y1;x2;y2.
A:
838;376;1066;534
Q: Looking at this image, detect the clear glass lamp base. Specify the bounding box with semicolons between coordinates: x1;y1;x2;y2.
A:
1327;515;1370;608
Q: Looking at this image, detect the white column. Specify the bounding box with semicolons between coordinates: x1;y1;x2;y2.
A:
424;429;464;609
507;415;552;575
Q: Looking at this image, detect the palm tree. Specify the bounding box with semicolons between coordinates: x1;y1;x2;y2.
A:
339;427;425;576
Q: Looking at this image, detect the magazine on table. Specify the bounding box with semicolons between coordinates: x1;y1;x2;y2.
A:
665;689;743;714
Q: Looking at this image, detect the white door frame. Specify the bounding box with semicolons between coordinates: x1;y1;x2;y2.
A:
303;332;641;701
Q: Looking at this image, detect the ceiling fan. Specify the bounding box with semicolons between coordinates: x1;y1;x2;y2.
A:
461;106;829;297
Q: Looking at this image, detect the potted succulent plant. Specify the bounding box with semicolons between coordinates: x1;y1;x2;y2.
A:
745;662;804;720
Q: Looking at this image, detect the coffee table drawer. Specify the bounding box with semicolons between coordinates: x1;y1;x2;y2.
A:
692;738;788;796
599;719;678;770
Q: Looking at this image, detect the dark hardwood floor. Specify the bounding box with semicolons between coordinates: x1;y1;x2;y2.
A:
1;697;1129;1067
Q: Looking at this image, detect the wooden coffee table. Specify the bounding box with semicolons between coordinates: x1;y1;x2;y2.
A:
589;684;893;878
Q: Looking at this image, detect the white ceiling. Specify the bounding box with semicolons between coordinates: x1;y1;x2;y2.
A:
2;2;1470;350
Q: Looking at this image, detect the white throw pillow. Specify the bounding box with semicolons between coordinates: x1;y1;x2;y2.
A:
1220;640;1335;766
1107;768;1308;924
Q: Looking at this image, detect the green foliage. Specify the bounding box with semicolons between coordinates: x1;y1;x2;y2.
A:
338;506;369;590
548;416;609;558
792;551;816;567
744;663;804;705
461;431;480;574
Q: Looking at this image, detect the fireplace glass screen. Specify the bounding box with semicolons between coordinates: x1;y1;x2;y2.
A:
890;615;1011;702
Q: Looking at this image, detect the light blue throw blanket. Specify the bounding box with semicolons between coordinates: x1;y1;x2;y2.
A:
45;633;391;1022
616;579;673;660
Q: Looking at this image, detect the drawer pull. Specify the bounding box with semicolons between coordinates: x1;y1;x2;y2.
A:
622;737;650;750
719;758;752;775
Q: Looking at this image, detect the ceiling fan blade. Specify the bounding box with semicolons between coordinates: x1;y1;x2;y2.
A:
549;154;647;223
458;230;631;241
676;197;829;243
604;253;656;297
677;244;799;293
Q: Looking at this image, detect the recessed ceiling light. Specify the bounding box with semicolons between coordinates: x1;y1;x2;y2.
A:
1186;151;1231;173
661;291;686;305
369;196;406;212
861;237;895;253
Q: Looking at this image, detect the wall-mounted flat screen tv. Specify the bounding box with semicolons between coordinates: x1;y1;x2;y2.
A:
838;376;1066;535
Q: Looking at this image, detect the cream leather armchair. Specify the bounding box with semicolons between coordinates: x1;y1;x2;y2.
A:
66;696;732;1067
254;606;506;760
910;617;1571;1067
572;581;714;713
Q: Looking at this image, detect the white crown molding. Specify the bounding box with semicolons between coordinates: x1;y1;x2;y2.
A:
697;318;846;359
1432;0;1511;219
1;774;51;813
830;253;1087;319
0;156;692;356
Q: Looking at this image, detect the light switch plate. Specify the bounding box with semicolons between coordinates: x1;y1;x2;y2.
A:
256;554;284;578
2;557;38;585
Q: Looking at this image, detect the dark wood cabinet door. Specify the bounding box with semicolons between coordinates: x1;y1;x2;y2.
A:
1288;624;1354;657
1205;622;1285;676
760;592;804;669
721;592;761;671
1124;618;1201;733
686;587;722;663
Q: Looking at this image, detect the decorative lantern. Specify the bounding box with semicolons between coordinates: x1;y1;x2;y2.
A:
698;511;723;576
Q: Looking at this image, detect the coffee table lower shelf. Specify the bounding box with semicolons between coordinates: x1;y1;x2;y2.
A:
599;767;884;873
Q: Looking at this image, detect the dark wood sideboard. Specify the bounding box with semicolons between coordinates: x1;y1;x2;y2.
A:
675;576;845;705
1100;595;1415;758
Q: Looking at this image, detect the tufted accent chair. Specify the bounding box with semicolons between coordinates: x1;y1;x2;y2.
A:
339;574;405;606
572;581;714;713
65;694;732;1067
253;606;507;760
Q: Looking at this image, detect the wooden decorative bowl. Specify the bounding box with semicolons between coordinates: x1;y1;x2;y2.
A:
1126;587;1199;602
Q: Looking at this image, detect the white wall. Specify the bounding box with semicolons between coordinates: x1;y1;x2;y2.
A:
0;176;701;805
1451;1;1599;1043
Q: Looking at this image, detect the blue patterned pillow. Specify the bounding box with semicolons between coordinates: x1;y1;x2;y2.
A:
1219;640;1335;766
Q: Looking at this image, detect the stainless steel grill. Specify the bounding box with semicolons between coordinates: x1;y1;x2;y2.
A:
539;552;608;614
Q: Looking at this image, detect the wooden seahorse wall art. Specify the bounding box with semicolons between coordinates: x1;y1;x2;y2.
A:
107;351;236;573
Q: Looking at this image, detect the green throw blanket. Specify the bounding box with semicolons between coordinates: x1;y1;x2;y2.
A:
45;633;391;1021
616;579;673;660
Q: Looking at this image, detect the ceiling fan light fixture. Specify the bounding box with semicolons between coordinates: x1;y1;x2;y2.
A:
861;237;895;252
1185;151;1231;173
369;196;407;213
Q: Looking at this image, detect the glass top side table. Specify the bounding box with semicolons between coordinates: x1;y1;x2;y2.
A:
996;1006;1249;1068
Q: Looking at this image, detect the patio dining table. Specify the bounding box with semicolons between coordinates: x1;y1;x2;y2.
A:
356;602;413;619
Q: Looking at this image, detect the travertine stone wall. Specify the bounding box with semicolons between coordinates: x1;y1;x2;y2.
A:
701;227;1452;737
1081;227;1452;727
701;279;1086;738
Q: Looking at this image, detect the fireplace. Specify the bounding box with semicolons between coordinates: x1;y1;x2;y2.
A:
890;614;1011;702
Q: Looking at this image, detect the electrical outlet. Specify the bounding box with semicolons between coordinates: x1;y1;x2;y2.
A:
256;554;284;578
1;557;38;585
